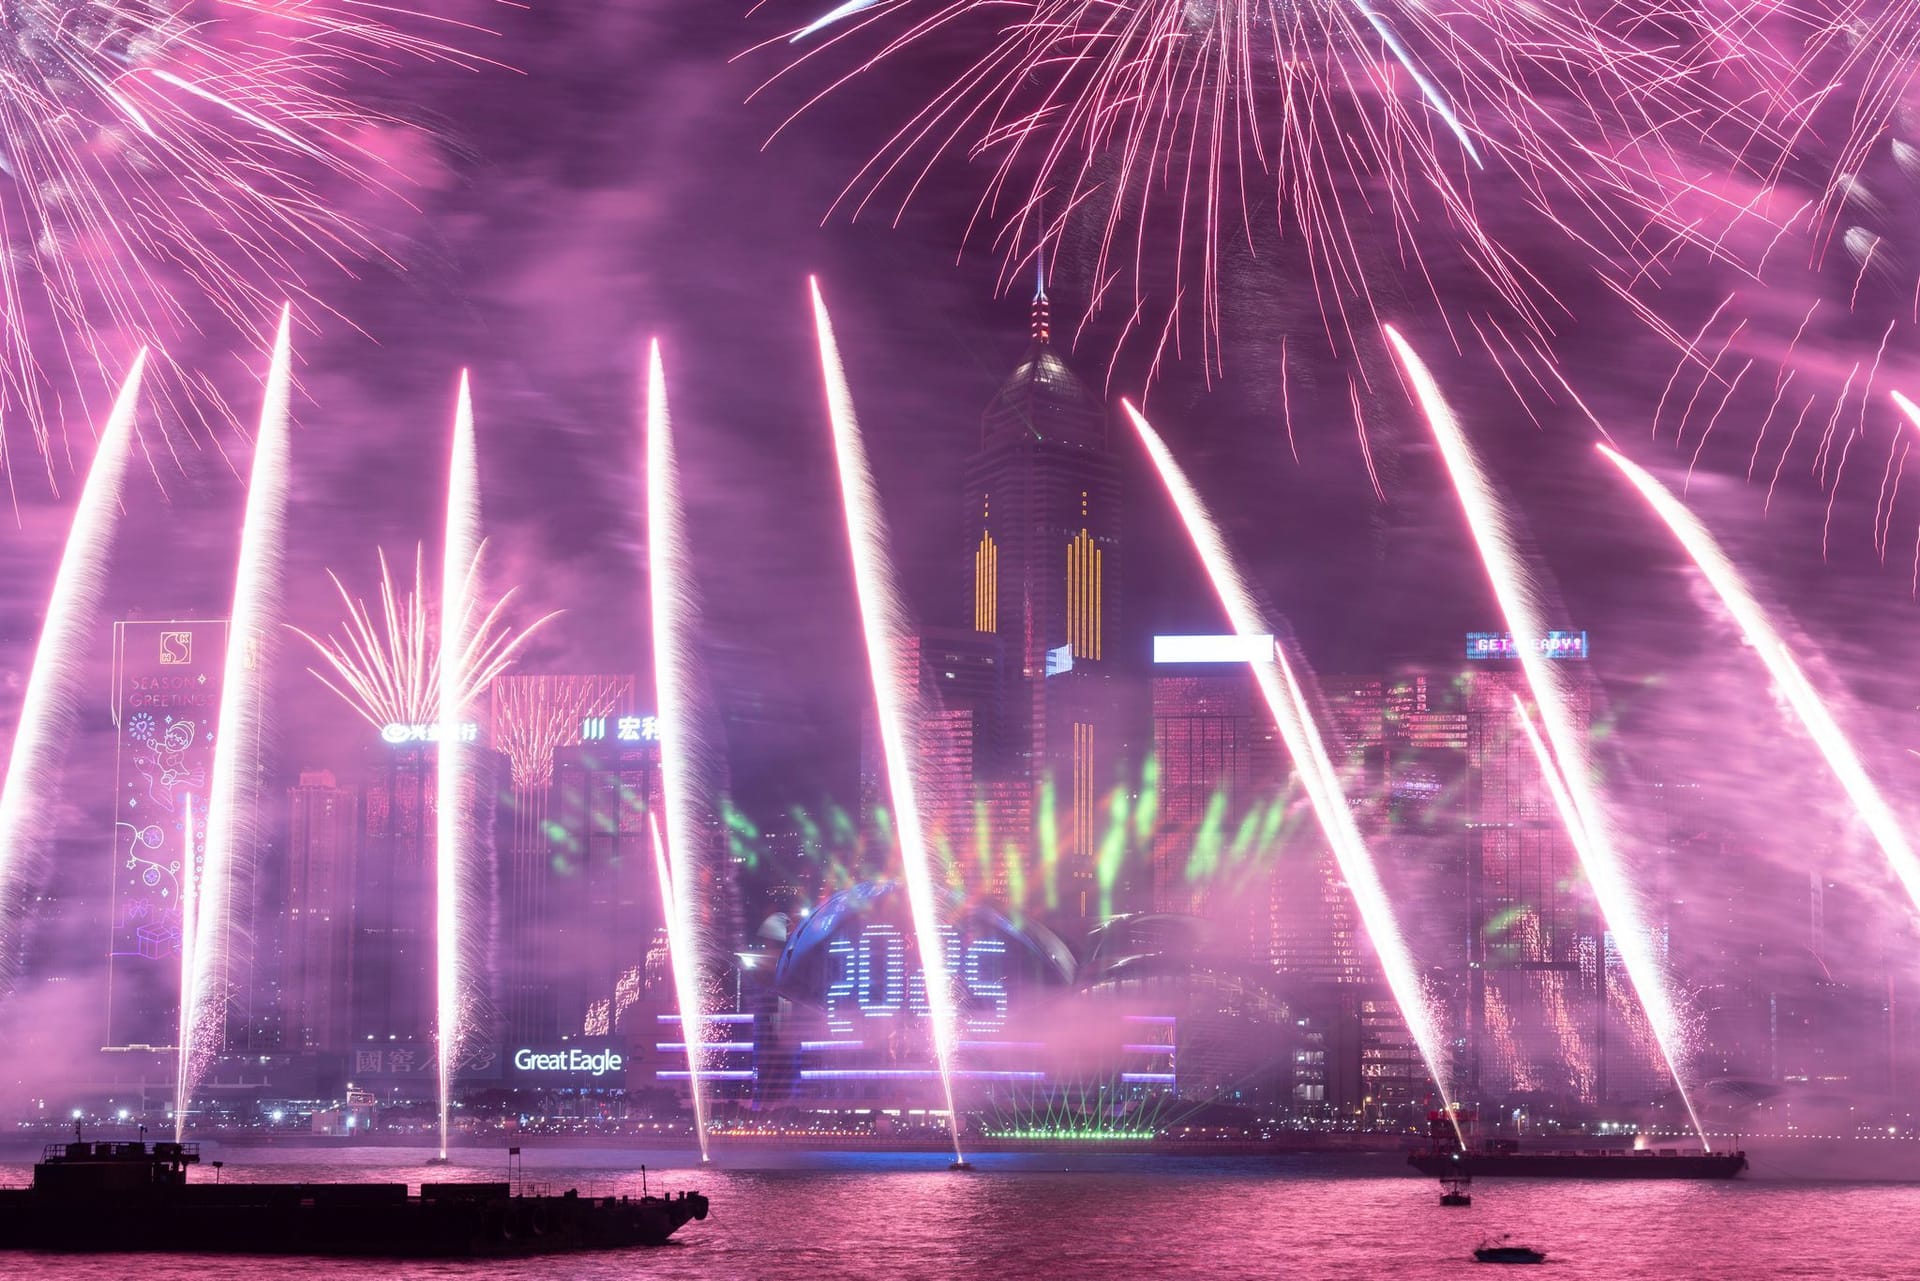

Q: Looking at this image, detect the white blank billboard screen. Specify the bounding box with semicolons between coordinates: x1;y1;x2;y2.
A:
1152;634;1275;664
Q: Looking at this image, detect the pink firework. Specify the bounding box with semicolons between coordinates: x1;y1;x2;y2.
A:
0;0;497;496
760;0;1767;370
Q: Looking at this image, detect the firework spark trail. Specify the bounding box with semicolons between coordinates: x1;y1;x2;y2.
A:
292;546;554;731
0;0;496;489
1122;398;1456;1120
171;794;197;1131
1599;442;1920;922
491;675;631;791
0;350;144;984
765;0;1772;367
1511;696;1605;1101
1383;324;1706;1143
180;308;292;1137
645;340;713;1163
434;372;481;1163
810;279;967;1163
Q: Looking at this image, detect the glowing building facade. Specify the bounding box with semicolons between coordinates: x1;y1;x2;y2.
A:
531;734;668;1045
105;618;227;1050
1147;666;1284;936
961;284;1125;920
284;770;356;1057
351;741;437;1059
1464;664;1598;1101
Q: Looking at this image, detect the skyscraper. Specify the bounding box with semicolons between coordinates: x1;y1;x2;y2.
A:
962;281;1126;919
284;770;356;1057
541;734;666;1042
1148;665;1283;924
106;618;227;1050
352;739;436;1050
1464;661;1598;1102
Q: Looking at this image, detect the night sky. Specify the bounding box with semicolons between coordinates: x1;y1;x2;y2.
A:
1;0;1917;973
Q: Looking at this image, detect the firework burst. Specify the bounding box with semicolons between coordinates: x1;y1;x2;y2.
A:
760;0;1768;370
0;0;494;497
291;543;555;731
490;674;633;791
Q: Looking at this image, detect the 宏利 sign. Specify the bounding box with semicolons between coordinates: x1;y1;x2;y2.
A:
580;714;660;743
1152;634;1276;664
510;1046;625;1078
380;721;481;745
1464;631;1589;661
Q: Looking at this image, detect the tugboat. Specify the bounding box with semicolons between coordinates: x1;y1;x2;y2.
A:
1474;1236;1547;1265
1411;1111;1747;1180
0;1138;708;1257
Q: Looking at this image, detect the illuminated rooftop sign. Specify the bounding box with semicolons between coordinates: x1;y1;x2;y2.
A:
580;714;659;743
1465;631;1588;661
510;1046;624;1078
1152;634;1274;664
379;721;479;745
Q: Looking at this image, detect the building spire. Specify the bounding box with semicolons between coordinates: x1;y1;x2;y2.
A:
1030;246;1050;346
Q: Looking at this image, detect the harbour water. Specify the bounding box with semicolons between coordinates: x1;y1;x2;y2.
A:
0;1145;1913;1278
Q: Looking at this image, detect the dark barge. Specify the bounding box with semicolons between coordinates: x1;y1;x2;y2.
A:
1410;1112;1747;1180
0;1139;708;1256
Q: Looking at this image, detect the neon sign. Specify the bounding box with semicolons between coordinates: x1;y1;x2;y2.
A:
379;721;480;745
511;1047;624;1076
823;926;1009;1032
580;714;659;743
1465;631;1588;661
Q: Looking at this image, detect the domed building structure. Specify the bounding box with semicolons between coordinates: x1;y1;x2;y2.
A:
960;275;1129;924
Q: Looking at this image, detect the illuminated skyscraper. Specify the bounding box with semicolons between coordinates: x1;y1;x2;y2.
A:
1463;661;1598;1102
284;770;356;1057
105;618;227;1050
541;734;666;1042
1148;667;1282;922
352;739;436;1051
492;673;634;1042
962;282;1126;919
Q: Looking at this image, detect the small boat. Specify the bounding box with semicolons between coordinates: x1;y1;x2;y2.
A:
1474;1237;1546;1265
1439;1174;1472;1207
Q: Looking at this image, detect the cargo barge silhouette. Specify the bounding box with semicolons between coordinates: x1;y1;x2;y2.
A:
1410;1113;1747;1179
0;1139;708;1256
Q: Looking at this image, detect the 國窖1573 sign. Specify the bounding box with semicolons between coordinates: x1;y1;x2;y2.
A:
1465;631;1588;661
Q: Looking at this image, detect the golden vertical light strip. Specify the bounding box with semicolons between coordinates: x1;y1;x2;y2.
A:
1093;544;1103;660
1064;537;1077;656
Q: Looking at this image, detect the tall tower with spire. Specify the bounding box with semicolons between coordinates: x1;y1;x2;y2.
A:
961;272;1125;920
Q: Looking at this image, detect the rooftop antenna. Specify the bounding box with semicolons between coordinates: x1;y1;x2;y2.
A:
1030;243;1050;346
